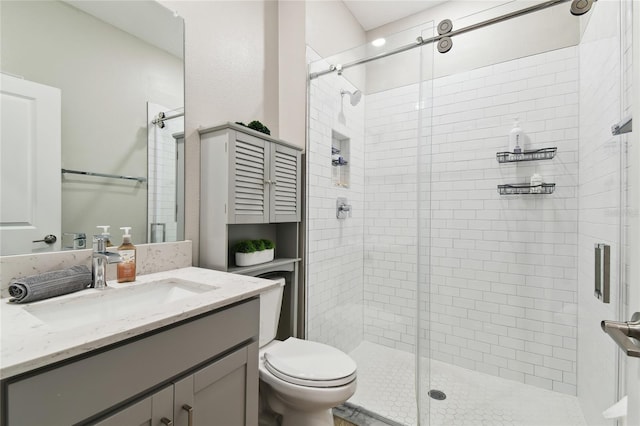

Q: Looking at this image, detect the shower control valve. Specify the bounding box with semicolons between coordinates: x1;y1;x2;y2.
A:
336;197;352;219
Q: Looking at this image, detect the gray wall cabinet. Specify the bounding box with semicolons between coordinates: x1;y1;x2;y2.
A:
2;298;259;426
198;124;303;338
200;123;302;227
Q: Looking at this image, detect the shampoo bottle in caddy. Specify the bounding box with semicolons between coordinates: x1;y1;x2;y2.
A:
509;118;524;155
117;227;136;283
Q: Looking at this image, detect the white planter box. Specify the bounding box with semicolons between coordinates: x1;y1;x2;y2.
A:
235;248;274;267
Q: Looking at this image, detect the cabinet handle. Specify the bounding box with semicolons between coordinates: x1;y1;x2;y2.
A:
182;404;194;426
264;179;272;185
160;417;173;426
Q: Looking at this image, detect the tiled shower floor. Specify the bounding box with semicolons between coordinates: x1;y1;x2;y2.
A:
348;341;587;426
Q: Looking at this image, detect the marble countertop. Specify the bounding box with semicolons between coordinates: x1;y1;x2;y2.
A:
0;267;279;380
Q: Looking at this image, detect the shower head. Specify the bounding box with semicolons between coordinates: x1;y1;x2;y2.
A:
570;0;594;16
341;89;362;106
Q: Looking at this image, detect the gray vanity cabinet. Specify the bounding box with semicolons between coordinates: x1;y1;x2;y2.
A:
2;298;259;426
173;342;258;426
200;123;302;226
96;343;258;426
95;386;173;426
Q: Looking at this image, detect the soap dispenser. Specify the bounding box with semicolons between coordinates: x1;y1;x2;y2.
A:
117;227;136;283
96;225;113;249
509;118;524;155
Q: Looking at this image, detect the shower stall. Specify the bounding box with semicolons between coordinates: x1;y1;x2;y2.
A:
306;0;635;425
147;104;185;243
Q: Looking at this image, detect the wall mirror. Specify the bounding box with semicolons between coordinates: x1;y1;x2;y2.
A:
0;0;184;256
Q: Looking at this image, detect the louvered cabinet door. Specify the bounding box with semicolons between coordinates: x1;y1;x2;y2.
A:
228;133;270;224
269;143;301;223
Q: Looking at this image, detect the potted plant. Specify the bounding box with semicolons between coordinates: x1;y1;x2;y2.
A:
234;239;275;267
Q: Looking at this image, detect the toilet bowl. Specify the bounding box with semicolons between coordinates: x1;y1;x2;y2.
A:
257;277;357;426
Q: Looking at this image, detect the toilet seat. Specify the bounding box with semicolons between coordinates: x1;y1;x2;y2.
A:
263;338;357;388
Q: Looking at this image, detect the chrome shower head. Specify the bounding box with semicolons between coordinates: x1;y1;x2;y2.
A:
570;0;594;16
340;89;362;106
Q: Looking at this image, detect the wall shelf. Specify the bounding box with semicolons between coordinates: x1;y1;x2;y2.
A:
497;183;555;195
496;147;557;163
227;257;301;275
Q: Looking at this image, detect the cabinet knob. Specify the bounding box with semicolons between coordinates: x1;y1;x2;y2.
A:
160;417;173;426
182;404;194;426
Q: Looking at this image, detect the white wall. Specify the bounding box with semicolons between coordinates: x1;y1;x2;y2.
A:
159;0;280;262
305;1;366;59
157;0;364;262
2;0;183;245
278;1;307;145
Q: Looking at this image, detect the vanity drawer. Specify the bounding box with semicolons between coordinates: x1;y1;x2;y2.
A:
4;298;259;426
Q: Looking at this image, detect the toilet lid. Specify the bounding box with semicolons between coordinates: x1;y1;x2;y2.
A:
263;337;357;388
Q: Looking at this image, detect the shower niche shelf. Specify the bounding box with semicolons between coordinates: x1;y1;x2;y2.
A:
332;130;350;188
497;183;555;195
496;147;557;163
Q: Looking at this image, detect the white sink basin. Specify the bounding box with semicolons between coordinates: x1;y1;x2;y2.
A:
23;278;217;330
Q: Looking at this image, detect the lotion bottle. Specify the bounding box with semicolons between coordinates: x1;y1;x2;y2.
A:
509;118;524;154
117;227;136;283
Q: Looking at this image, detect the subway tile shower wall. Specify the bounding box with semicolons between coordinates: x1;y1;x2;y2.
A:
307;45;580;394
425;46;579;395
307;47;366;354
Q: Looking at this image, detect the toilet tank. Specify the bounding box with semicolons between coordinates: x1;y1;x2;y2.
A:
259;277;285;348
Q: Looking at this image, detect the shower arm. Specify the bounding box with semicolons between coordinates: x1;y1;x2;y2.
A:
310;0;588;80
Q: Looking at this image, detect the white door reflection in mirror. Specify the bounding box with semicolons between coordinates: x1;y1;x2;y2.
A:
1;74;61;255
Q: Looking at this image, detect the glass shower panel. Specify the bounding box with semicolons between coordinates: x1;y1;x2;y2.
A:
422;1;625;425
306;23;434;426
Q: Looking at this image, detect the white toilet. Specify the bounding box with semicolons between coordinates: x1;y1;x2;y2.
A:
258;277;357;426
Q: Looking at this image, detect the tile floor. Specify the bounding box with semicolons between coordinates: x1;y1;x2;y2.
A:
348;341;587;426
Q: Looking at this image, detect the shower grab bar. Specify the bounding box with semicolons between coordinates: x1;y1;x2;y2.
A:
62;168;147;183
601;313;640;358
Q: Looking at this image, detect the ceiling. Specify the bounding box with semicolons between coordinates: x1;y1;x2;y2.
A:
342;0;448;31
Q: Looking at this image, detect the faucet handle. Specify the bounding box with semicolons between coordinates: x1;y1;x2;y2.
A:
93;235;107;252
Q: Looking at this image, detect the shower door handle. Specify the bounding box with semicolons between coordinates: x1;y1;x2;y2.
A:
601;312;640;357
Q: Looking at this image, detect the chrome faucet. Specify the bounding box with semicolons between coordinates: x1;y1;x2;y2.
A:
92;235;122;289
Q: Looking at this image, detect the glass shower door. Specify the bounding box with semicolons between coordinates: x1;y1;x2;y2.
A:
421;1;630;425
306;23;435;426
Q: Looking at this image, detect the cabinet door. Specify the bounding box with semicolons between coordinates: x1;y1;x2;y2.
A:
173;342;259;426
229;132;270;224
270;143;301;223
94;385;173;426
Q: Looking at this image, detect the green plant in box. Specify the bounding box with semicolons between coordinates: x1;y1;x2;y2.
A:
253;239;266;251
261;239;275;250
234;240;256;254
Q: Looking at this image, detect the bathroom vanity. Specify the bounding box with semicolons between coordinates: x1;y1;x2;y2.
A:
0;267;278;425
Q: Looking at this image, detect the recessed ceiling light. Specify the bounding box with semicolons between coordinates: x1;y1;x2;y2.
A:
372;38;386;47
